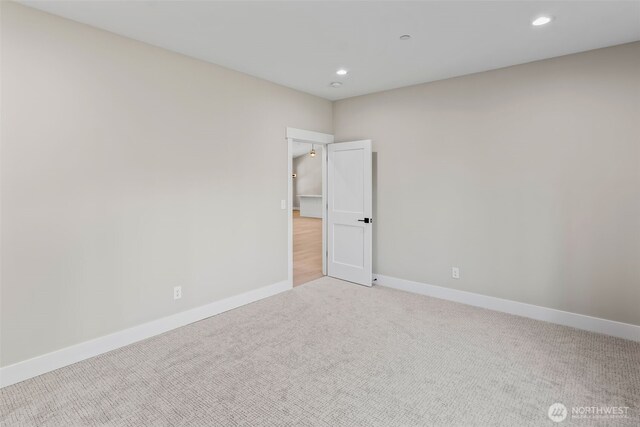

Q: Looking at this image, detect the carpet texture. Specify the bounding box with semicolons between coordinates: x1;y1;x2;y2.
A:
1;277;639;426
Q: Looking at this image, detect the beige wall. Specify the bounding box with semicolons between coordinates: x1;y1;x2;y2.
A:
292;146;323;209
334;42;640;326
0;2;332;366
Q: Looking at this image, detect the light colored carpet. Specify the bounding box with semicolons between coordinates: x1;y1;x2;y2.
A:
1;277;639;426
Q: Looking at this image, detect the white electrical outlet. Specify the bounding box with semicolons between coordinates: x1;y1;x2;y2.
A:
452;267;460;279
280;199;287;210
173;286;182;300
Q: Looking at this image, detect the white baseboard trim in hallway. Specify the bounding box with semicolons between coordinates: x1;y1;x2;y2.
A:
373;274;640;342
0;280;292;388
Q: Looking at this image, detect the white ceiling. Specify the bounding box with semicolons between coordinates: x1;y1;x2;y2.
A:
20;1;640;100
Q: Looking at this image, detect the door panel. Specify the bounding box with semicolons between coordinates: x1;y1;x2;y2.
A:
333;224;364;268
333;149;364;213
327;140;372;286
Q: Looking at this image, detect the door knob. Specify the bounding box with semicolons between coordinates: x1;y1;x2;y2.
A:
357;218;372;223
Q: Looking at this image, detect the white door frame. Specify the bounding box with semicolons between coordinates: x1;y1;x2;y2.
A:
286;127;334;287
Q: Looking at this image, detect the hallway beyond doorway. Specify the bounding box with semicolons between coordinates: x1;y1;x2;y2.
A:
293;210;323;286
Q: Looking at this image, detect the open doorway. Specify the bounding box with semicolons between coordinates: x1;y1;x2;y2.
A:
286;128;332;288
292;141;323;286
286;127;373;288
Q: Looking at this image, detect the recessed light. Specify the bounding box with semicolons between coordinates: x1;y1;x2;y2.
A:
532;16;552;26
399;34;412;40
330;82;342;88
336;69;348;76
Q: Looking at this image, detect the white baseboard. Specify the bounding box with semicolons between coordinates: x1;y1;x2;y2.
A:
373;274;640;342
0;280;292;388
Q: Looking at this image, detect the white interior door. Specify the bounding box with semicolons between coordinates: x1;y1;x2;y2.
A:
327;140;372;286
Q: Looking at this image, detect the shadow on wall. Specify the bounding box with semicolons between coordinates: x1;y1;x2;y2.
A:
373;151;378;274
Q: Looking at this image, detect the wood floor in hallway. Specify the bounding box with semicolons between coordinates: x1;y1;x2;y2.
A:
293;210;323;286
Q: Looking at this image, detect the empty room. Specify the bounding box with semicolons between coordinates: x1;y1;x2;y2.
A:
1;1;639;426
